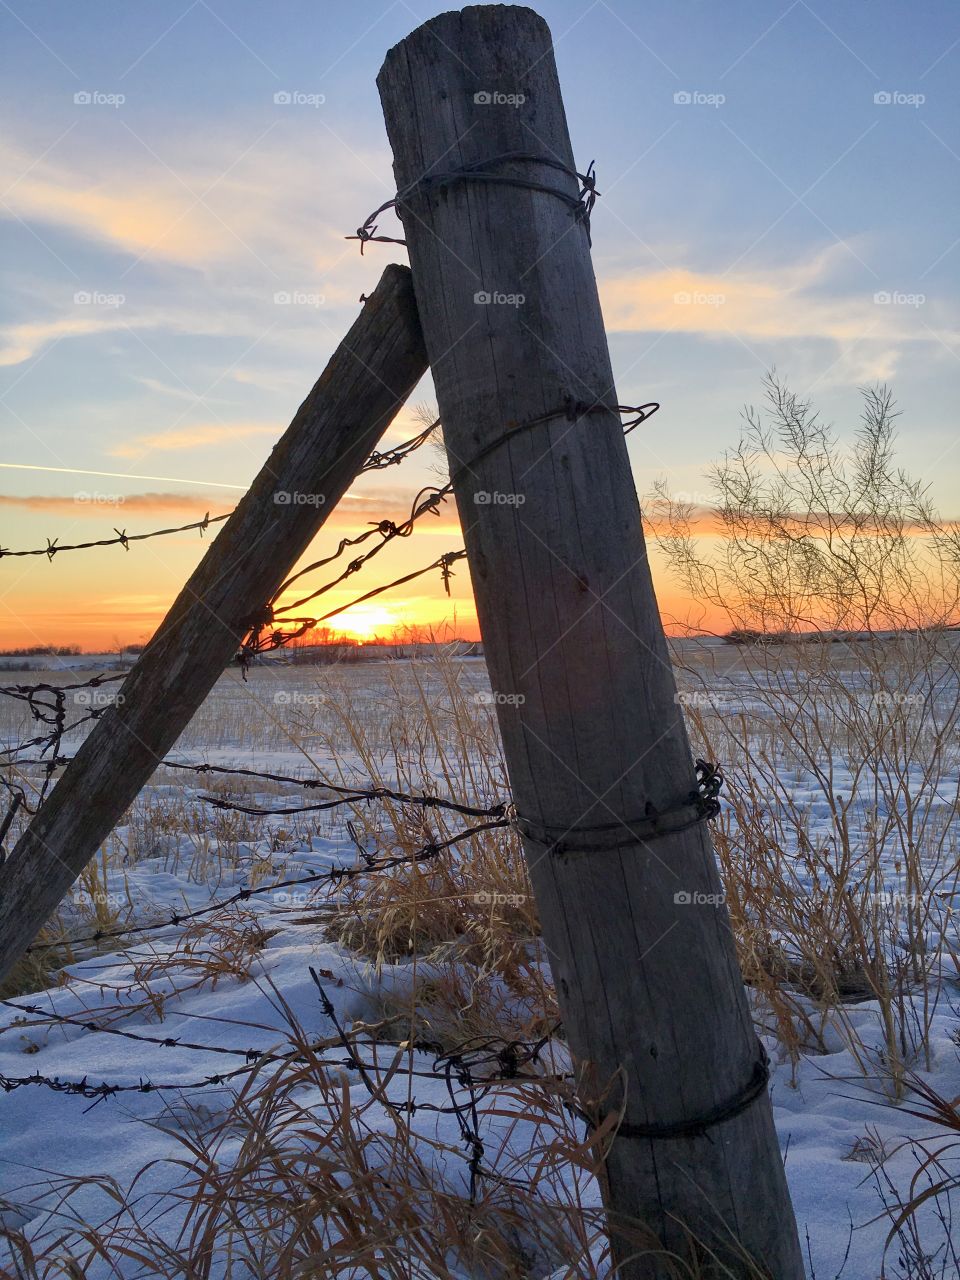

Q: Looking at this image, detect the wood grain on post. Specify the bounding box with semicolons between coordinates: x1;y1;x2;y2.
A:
0;264;427;982
378;9;803;1276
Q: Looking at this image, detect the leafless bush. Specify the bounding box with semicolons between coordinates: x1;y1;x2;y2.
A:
649;376;960;1093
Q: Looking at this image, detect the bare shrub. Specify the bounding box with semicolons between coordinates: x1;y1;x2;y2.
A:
648;375;960;1093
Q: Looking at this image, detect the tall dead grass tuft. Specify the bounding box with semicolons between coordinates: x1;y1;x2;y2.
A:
0;1005;637;1279
650;376;960;1094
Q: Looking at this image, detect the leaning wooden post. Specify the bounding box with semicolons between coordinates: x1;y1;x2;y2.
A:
377;9;802;1276
0;264;427;980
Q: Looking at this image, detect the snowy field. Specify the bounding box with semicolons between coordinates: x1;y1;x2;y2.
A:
1;644;959;1278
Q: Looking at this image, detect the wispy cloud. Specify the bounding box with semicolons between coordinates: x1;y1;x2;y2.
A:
135;375;231;404
599;247;957;380
0;133;382;276
0;491;226;516
0;486;462;534
108;422;279;458
0;303;269;368
0;313;135;367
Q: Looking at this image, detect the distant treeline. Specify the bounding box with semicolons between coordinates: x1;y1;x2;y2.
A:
236;636;485;667
723;626;960;645
0;645;81;657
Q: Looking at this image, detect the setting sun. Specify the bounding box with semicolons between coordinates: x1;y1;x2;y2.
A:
333;604;399;642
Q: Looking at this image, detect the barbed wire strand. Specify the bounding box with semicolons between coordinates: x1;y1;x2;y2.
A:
0;423;439;562
22;818;509;955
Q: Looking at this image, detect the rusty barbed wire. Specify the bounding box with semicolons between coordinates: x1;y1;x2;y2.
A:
0;673;126;701
0;974;572;1155
0;675;129;818
242;400;658;657
0;513;228;561
348;153;600;252
7;757;507;821
0;402;655;679
0;985;565;1095
269;486;453;618
21;817;509;955
239;549;468;664
310;968;571;1200
0;996;338;1063
361;418;439;470
0;424;440;563
0;396;677;880
0;677;126;815
199;781;507;822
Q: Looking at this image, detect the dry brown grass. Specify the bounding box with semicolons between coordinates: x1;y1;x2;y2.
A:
670;630;960;1096
0;996;776;1280
310;653;557;1051
0;650;784;1278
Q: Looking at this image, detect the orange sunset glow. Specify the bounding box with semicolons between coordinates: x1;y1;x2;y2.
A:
1;0;955;655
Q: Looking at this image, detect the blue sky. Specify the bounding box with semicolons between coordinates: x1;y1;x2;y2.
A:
1;0;957;644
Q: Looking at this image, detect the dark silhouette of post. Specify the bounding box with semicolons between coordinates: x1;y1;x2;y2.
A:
0;264;427;982
377;8;802;1275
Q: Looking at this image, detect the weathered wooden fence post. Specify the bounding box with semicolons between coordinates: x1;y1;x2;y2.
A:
377;8;803;1275
0;264;427;980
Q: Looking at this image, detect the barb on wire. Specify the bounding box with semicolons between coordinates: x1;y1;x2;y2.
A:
0;676;128;811
311;968;570;1199
200;785;507;822
148;760;507;819
0;673;126;705
361;419;439;472
3;759;508;822
0;998;288;1062
0;694;123;814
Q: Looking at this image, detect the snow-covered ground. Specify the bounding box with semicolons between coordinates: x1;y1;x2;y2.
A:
1;653;958;1278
